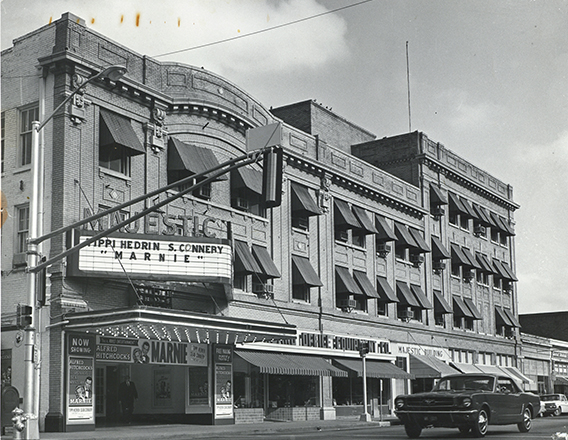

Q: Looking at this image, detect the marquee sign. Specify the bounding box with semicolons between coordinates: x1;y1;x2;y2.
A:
67;230;232;283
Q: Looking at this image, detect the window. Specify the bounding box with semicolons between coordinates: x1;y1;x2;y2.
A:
292;255;322;302
99;143;131;175
290;183;321;231
460;215;470;230
491;228;499;243
476;271;489;285
449;211;459;226
16;204;30;253
230;167;265;217
334;199;361;245
433;290;452;327
1;112;5;173
19;106;39;167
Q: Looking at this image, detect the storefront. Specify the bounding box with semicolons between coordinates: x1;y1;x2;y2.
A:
57;307;296;430
233;331;413;421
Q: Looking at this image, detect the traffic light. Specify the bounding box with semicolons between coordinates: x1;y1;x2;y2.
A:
359;341;370;357
16;304;33;329
37;257;47;307
261;147;283;208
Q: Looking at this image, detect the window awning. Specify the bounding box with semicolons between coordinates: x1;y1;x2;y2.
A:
234;240;262;275
429;183;447;205
476;253;494;273
448;192;469;215
100;109;145;155
495;306;514;327
463;297;483;320
336;266;363;295
490;212;515;236
459;197;479;219
452;362;483;374
396;281;419;307
433;290;453;314
232;166;262;194
453;296;473;318
472;203;493;226
64;306;297;345
432;236;451;260
292;255;323;287
410;285;432;309
333;358;414;379
408;228;431;253
352;206;378;235
252;245;281;279
374;215;397;242
503;308;521;327
376;277;398;303
334;199;361;230
235;351;348;376
409;354;460;378
462;248;482;269
291;183;321;217
168;137;227;180
353;271;380;298
492;259;510;279
501;262;518;281
394;222;418;248
451;243;470;267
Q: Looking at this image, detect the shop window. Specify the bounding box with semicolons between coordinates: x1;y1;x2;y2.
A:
19;105;39;167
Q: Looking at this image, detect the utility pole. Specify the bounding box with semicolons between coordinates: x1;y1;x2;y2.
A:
359;342;371;422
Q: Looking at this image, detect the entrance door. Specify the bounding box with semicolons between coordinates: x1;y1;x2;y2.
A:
95;367;106;418
105;366;120;424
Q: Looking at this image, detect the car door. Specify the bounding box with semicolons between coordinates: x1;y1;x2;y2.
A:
493;377;521;423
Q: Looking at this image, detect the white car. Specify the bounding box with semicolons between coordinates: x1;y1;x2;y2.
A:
540;394;568;416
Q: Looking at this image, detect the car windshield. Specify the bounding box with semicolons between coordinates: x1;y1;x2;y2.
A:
541;395;560;401
434;376;494;392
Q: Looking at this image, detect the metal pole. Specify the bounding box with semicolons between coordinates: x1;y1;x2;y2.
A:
22;121;42;440
359;354;371;421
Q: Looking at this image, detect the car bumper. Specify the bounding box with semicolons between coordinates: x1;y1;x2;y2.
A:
395;409;478;428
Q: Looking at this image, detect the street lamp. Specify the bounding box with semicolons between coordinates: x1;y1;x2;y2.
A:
23;65;127;440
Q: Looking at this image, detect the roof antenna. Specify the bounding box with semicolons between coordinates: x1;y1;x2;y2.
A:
406;41;412;133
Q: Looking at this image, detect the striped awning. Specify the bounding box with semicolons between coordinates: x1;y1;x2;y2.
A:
232;166;262;193
376;276;398;303
291;183;321;217
336;266;363;295
100;109;145;155
292;255;323;287
432;236;451;260
234;240;262;275
375;215;397;242
396;281;420;307
433;290;452;314
353;270;380;299
505;367;532;384
334;199;361;230
235;351;347;376
430;183;447;205
168;137;227;180
554;375;568;386
333;358;414;379
352;206;378;235
410;354;460;378
252;245;281;279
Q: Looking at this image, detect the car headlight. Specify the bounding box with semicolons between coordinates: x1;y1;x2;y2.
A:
395;398;405;409
460;397;472;408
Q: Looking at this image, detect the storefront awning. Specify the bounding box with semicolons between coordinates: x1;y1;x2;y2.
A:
235;351;348;377
431;236;451;260
334;199;361;230
554;375;568;386
376;276;398;303
252;245;281;279
505;367;533;384
375;215;397;242
352;206;378;235
63;306;297;345
433;290;452;314
168;137;227;180
429;183;447;205
452;363;483;374
353;270;380;298
234;240;262;275
100;109;145;155
292;255;323;287
475;364;509;377
336;266;363;295
409;354;460;378
291;183;321;217
333;358;414;379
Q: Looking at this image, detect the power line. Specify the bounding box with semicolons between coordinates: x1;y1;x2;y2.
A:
153;0;375;58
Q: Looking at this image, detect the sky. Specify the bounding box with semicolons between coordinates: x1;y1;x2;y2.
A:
2;0;567;314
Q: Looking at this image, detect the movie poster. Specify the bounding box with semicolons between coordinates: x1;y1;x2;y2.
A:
66;333;95;426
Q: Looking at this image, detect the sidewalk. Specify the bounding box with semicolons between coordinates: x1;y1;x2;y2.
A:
3;417;398;440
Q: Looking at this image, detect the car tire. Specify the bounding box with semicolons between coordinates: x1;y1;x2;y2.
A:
518;407;532;433
553;407;561;416
404;423;422;438
471;408;489;438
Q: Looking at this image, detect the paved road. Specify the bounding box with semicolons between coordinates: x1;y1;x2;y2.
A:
204;416;568;440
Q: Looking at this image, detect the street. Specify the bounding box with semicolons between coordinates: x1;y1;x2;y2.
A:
203;416;568;440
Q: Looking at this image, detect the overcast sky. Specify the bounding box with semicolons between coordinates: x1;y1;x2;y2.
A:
2;0;567;314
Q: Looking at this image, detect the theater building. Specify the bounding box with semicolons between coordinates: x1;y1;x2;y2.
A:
1;13;524;433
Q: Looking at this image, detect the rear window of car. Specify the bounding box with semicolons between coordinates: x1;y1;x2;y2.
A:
541;395;560;401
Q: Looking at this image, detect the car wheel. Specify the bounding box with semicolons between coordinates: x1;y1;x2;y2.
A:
471;408;489;438
404;423;422;438
553;407;561;416
518;407;532;433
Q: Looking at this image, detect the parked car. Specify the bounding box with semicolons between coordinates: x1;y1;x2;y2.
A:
540;394;568;416
394;373;540;438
